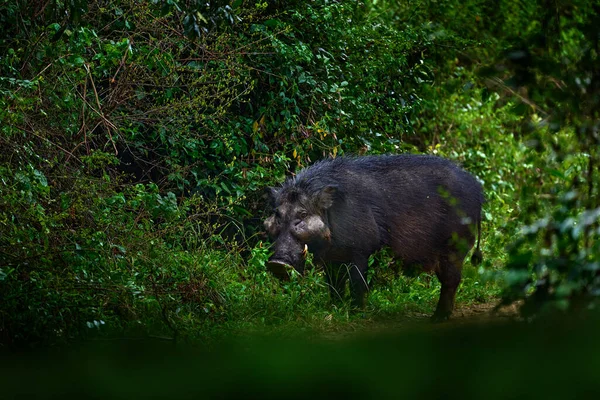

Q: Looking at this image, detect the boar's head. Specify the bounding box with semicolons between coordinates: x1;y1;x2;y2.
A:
263;184;336;280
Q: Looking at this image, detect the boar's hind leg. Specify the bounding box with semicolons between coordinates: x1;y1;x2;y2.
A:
432;253;463;322
325;263;348;306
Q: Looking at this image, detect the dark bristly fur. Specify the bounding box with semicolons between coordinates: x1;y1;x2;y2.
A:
264;154;484;321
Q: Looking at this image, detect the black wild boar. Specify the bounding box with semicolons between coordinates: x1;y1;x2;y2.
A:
263;154;484;321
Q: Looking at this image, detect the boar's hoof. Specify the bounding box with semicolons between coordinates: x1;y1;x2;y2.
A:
266;260;293;281
430;312;451;323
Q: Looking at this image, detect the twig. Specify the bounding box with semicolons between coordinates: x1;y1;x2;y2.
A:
18;124;84;165
76;91;119;150
72;70;90;163
84;63;119;155
109;41;131;88
19;32;48;74
13;59;58;95
484;77;549;116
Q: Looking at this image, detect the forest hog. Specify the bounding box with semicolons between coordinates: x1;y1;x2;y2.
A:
263;154;484;321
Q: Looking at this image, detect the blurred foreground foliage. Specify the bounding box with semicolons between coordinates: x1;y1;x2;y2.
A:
3;315;600;398
0;0;598;348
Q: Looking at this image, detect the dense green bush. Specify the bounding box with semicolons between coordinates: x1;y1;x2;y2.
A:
0;0;442;346
483;0;600;317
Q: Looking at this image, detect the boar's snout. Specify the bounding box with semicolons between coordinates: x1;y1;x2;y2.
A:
266;243;308;280
265;259;294;281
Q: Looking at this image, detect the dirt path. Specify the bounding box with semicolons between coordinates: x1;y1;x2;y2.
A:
449;301;520;322
412;300;521;325
319;300;521;341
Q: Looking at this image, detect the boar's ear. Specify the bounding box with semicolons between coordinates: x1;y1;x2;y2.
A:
316;185;337;210
264;187;279;207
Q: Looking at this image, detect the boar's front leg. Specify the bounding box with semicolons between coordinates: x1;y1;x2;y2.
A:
348;256;369;310
324;263;348;306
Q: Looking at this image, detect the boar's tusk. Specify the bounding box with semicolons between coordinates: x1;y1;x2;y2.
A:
302;244;308;258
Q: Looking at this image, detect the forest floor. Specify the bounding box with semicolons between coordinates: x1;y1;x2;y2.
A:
316;299;522;341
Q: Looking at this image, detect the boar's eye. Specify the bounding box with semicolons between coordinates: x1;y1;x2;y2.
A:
275;210;282;220
298;210;308;220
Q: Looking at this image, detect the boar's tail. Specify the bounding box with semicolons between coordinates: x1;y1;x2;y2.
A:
470;215;483;266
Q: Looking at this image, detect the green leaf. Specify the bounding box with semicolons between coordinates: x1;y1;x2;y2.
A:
263;19;280;28
548;169;565;179
72;56;85;66
220;182;231;194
